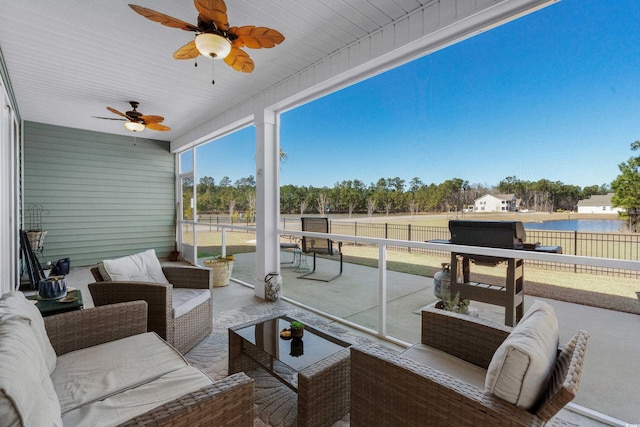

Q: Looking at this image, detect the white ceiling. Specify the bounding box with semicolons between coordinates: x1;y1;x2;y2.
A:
0;0;430;143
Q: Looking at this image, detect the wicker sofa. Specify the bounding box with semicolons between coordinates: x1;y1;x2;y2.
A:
89;249;213;354
0;292;254;426
351;303;589;426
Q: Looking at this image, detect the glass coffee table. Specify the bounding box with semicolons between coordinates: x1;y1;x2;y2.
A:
229;313;351;427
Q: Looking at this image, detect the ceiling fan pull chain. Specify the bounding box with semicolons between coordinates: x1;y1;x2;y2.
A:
212;61;215;85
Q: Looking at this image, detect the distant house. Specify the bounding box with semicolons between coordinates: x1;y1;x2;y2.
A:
474;193;517;212
577;193;623;214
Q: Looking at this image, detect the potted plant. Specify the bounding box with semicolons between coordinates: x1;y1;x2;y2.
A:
203;254;235;287
290;320;304;340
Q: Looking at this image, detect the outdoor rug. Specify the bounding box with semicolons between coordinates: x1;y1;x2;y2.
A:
185;300;589;427
185;300;379;427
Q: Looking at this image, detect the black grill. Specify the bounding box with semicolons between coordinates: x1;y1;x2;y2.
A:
432;220;562;254
449;220;526;249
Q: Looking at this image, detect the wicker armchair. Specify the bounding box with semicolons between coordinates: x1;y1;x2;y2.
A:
89;265;213;354
44;301;254;427
351;307;589;426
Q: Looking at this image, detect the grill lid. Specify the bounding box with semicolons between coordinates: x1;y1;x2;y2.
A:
448;220;526;249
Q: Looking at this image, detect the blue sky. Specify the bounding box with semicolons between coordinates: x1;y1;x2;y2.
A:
195;0;640;189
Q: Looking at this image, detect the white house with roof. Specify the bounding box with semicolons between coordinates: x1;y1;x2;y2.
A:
474;193;517;212
577;193;623;214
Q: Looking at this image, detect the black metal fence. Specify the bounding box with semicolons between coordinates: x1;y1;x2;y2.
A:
326;221;640;278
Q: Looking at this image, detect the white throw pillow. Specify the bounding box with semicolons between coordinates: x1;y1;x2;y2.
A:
101;249;170;284
485;300;559;410
0;318;62;427
0;292;57;374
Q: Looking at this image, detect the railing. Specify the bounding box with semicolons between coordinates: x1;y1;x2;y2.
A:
325;221;640;278
182;218;640;346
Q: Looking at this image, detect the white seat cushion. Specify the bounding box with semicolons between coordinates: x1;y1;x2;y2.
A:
61;366;212;427
52;332;188;413
0;292;57;373
0;318;62;427
401;344;487;389
485;300;559;409
101;249;170;284
172;288;211;319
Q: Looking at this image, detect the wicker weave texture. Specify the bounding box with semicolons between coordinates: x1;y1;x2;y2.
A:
298;348;350;427
350;306;590;427
117;373;254;427
89;265;213;353
44;301;148;355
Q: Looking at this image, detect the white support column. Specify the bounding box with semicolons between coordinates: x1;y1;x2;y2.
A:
255;108;280;299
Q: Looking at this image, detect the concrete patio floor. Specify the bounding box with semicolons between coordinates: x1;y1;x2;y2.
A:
228;251;640;425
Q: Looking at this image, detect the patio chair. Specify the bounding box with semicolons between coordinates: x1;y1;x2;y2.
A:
88;249;213;354
280;234;300;265
351;302;590;426
298;217;343;282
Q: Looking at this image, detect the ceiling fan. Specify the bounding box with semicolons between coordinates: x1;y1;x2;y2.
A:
129;0;284;73
94;101;171;132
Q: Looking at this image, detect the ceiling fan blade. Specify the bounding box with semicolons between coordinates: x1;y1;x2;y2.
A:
93;116;127;121
140;115;164;124
194;0;229;30
107;107;129;118
229;26;285;49
173;40;200;59
129;4;198;31
224;47;254;73
146;123;171;131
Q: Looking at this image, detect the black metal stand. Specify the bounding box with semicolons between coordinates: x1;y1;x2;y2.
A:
20;229;45;289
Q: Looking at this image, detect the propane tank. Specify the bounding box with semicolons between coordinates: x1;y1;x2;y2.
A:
434;263;451;300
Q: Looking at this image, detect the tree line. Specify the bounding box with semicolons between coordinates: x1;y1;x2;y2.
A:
183;175;611;219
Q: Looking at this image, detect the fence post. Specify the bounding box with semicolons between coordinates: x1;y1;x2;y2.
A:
574;231;578;273
385;223;388;239
408;224;412;253
209;216;212;232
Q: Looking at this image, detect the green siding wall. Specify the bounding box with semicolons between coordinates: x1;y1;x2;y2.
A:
24;121;175;267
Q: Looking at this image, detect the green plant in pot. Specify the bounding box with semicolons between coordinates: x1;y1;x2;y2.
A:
290;320;304;340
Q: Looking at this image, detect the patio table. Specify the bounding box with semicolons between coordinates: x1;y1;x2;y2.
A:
229;313;351;427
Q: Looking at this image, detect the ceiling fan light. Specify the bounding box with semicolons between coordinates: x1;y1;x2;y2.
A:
124;121;145;132
195;33;231;59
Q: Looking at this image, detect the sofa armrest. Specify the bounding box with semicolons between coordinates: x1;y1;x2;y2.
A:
162;266;213;290
89;281;172;341
117;372;255;427
421;306;511;369
44;301;148;356
88;281;171;307
350;345;545;427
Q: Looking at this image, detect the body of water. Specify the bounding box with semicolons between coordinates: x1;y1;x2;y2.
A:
524;219;627;233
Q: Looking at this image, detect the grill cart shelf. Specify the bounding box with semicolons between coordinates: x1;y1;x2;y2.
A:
450;253;524;326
